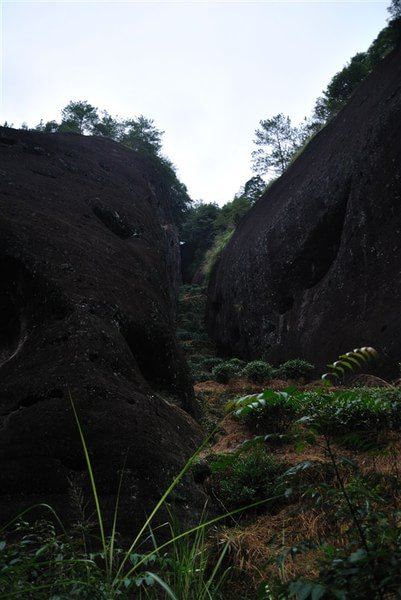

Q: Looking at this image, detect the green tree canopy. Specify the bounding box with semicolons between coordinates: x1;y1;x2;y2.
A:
251;114;303;177
59;100;99;134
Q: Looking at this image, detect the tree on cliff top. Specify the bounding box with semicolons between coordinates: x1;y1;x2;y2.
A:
33;101;191;226
59;100;99;134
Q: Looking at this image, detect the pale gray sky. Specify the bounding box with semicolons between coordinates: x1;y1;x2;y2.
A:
1;1;389;204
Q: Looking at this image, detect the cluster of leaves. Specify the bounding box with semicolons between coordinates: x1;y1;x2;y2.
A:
209;358;315;385
227;387;401;439
314;6;401;123
0;519;161;598
176;285;219;384
322;346;378;384
276;359;315;381
207;445;285;511
212;358;246;383
252;5;401;181
288;473;401;599
181;176;266;282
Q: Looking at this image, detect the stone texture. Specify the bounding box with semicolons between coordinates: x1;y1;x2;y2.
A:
207;43;401;376
0;128;202;530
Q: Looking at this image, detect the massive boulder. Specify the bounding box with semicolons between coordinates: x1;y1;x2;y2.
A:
207;43;401;374
0;127;202;531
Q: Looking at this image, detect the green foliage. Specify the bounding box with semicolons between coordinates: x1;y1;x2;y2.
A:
180;202;221;281
202;229;234;280
225;358;247;371
212;361;239;384
180;176;264;282
298;388;401;436
60;100;99;134
251;113;312;177
314;16;401;123
227;387;401;439
228;388;302;434
389;0;401;19
276;359;315;381
322;346;378;383
241;360;274;384
177;329;192;341
200;356;223;371
208;445;284;510
289;475;401;599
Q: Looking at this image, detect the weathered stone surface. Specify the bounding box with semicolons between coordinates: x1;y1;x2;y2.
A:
0;128;202;530
207;44;401;375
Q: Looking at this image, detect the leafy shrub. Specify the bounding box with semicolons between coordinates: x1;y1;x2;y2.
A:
189;354;208;365
225;358;246;371
277;359;315;381
228;388;302;433
289;480;401;599
241;361;274;383
177;329;192;341
208;445;284;510
202;229;234;281
212;362;239;383
194;371;213;383
227;387;401;437
301;388;401;435
200;356;223;371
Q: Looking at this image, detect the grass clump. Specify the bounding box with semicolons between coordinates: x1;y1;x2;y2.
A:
0;397;240;600
241;361;274;383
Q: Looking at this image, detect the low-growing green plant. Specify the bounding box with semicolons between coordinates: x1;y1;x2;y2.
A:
241;360;274;383
200;356;223;371
299;388;401;436
202;229;234;281
288;477;401;599
227;388;302;433
227;386;401;439
193;370;213;383
177;329;192;341
225;358;247;371
212;362;239;383
208;445;285;510
277;359;315;381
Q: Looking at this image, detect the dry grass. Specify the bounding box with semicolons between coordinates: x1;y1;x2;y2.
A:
215;504;339;586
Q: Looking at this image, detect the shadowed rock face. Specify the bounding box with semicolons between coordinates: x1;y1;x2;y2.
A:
0;128;202;530
207;43;401;375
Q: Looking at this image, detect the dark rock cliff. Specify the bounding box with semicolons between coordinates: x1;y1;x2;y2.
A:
206;43;401;374
0;128;201;530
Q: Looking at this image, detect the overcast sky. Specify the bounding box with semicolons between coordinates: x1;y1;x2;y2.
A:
1;1;389;204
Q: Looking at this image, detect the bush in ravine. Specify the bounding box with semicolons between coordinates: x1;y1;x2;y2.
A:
212;362;238;384
277;359;315;381
241;360;274;383
200;356;223;371
208;445;284;510
225;358;246;372
176;329;192;341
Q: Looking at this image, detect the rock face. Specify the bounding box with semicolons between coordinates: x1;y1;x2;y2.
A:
207;43;401;374
0;128;201;530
